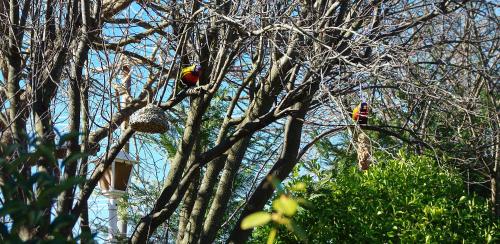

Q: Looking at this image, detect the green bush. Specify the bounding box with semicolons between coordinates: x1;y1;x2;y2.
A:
0;137;94;243
250;152;499;243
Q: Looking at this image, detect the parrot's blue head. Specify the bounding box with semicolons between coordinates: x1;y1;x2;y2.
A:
194;64;202;73
360;102;368;111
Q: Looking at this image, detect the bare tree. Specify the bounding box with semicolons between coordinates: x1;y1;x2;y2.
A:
0;0;496;243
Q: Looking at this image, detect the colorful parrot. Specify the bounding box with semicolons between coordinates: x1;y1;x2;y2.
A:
180;64;202;87
352;102;369;125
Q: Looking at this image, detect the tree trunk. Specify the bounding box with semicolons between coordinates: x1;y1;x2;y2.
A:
200;52;296;243
176;140;201;243
56;23;89;222
130;96;209;243
7;2;30;240
200;137;251;243
487;82;500;217
6;0;25;147
181;62;256;244
33;95;57;238
79;77;92;241
227;99;310;243
176;170;199;243
179;155;225;244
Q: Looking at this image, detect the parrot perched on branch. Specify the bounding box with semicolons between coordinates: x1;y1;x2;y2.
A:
180;64;202;87
352;102;369;125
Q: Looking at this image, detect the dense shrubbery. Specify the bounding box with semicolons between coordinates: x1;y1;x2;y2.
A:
250;152;500;243
0;139;94;243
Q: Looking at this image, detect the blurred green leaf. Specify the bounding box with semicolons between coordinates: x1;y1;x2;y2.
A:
267;228;277;244
241;212;272;230
291;182;306;192
272;195;298;217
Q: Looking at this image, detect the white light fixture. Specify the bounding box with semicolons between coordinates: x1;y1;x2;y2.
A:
98;151;138;243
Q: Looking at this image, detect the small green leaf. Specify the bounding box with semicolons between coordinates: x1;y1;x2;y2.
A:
486;233;492;243
267;228;277;244
291;182;306;192
459;196;466;204
241;212;272;230
271;213;291;225
273;195;298;216
425;235;432;243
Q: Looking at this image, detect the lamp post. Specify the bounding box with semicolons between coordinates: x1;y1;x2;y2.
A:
98;151;138;243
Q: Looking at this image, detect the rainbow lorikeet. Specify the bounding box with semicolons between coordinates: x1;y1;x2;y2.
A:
180;64;202;87
352;102;369;125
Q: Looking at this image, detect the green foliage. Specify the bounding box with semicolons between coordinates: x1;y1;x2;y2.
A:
250;152;499;243
0;137;94;243
243;178;308;244
241;212;272;230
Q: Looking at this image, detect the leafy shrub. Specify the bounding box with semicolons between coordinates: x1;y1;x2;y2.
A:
0;137;94;243
251;152;499;243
